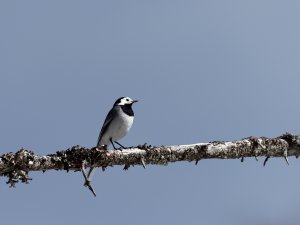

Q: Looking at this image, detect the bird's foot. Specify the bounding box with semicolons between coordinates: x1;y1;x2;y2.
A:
114;141;126;149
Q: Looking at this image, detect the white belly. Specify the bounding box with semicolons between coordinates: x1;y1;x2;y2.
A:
99;113;134;146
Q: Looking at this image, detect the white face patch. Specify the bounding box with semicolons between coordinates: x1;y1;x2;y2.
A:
118;97;134;105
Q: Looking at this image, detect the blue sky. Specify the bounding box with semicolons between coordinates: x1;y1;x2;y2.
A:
1;1;300;225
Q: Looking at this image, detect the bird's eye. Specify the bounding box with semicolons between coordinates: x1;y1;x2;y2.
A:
126;99;129;101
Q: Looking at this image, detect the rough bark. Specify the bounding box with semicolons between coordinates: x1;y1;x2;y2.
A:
1;133;300;187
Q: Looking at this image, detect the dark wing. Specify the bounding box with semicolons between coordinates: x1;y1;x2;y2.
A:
96;107;117;146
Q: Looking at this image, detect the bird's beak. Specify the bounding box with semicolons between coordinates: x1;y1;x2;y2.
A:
132;100;138;103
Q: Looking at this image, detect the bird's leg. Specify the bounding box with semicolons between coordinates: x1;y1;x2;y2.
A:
114;141;126;150
110;138;117;150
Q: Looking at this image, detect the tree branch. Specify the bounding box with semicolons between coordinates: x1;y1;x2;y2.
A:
1;133;300;187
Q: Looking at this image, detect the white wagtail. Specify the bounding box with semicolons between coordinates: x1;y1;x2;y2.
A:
85;96;138;182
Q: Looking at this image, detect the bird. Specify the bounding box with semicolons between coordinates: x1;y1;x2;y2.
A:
96;96;138;150
84;96;138;187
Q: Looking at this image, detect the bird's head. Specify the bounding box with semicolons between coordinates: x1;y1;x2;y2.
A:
114;97;138;106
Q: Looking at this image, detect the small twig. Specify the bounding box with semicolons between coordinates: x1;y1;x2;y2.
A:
283;149;289;165
123;164;130;170
254;150;259;161
284;156;289;165
263;156;270;167
81;161;96;197
141;157;146;169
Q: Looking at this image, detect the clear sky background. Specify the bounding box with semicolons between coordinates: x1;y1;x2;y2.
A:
1;1;300;225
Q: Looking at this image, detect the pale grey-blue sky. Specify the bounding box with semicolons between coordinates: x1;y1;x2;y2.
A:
1;1;300;225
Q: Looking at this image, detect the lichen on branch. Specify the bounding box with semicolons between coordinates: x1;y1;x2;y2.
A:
0;133;300;187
